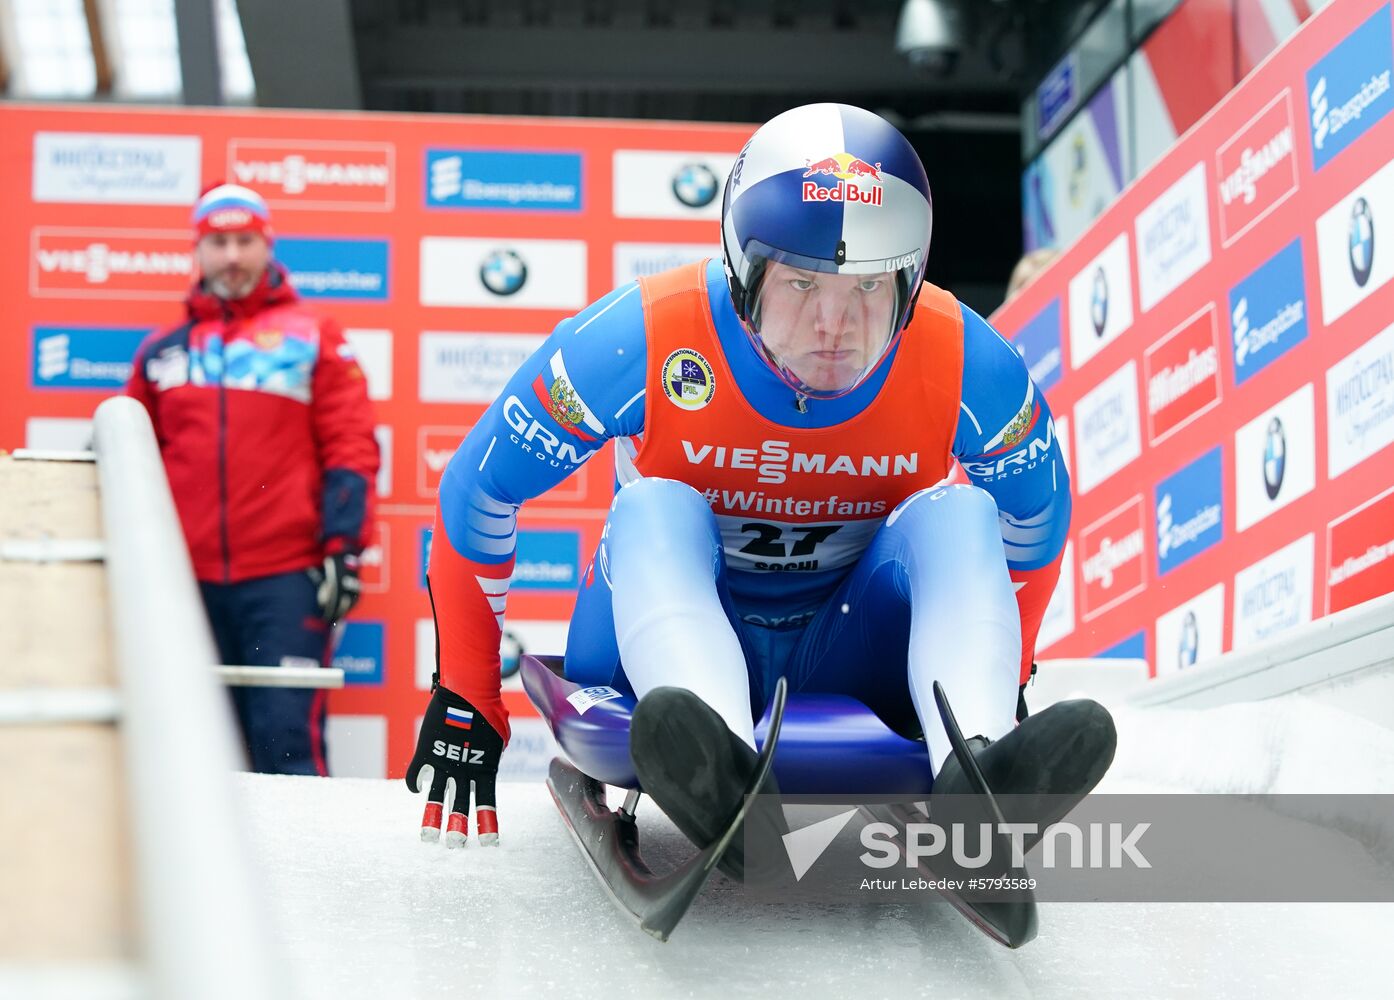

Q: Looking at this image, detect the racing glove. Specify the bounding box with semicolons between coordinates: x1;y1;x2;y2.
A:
308;552;361;624
406;686;504;847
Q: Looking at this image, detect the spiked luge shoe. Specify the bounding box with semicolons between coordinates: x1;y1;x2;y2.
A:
931;697;1118;852
630;686;788;881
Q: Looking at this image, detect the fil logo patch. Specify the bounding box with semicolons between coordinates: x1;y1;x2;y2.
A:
1079;495;1147;621
30;228;192;299
1143;306;1222;445
800;153;884;206
661;349;716;410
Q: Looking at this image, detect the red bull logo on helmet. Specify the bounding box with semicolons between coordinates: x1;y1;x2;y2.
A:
801;153;884;207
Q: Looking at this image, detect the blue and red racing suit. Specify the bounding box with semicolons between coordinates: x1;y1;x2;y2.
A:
428;260;1069;743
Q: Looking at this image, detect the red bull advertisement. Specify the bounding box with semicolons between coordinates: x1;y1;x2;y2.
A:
801;153;884;206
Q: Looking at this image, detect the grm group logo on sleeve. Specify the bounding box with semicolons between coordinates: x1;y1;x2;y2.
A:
1134;162;1212;313
1154;446;1224;576
332;621;385;686
425;150;582;212
1234;383;1316;532
514;530;581;591
1232;534;1314;650
1306;4;1394;172
1227;238;1309;386
32;132;201;205
1072;359;1142;493
30;326;147;389
1154;583;1226;676
1325;321;1394;479
1315;159;1394;325
1010;298;1064;392
275;237;390;301
1066;232;1133;371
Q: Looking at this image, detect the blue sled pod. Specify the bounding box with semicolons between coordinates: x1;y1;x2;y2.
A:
520;654;935;795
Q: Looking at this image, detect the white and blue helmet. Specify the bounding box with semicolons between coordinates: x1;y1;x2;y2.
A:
721;103;933;397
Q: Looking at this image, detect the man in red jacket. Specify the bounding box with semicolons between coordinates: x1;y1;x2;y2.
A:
126;183;379;775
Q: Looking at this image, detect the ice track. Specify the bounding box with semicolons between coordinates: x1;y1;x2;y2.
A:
241;697;1394;1000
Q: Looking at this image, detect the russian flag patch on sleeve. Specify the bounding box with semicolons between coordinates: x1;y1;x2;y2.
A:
444;707;474;730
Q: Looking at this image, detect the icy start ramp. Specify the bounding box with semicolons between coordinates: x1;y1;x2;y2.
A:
241;740;1394;1000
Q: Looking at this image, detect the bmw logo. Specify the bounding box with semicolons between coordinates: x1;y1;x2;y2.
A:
1090;267;1108;337
1263;416;1286;501
1178;610;1199;670
480;249;527;296
672;163;719;209
499;629;524;680
1349;196;1375;288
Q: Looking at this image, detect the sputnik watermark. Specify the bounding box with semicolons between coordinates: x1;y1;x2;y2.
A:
750;793;1394;903
782;813;1150;883
859;820;1151;871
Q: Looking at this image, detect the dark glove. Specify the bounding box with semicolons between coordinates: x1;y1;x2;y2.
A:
406;686;504;847
308;552;361;624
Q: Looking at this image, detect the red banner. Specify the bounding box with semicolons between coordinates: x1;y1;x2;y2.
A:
1;103;749;777
993;0;1394;671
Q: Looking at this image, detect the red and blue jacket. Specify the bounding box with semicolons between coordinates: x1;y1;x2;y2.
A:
126;263;379;583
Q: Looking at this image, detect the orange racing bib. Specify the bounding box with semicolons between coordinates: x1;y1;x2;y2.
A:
622;262;965;575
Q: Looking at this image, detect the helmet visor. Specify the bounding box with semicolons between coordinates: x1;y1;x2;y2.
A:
747;256;912;397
